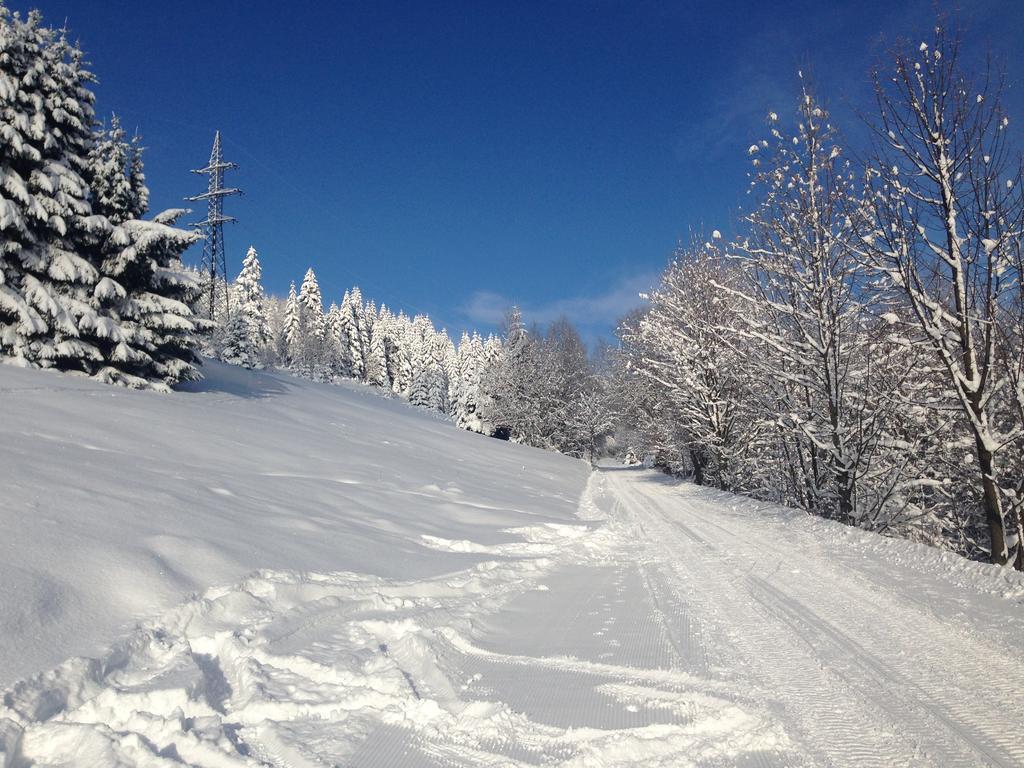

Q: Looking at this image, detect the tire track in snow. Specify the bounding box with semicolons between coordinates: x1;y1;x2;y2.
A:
611;472;921;767
746;575;1024;768
670;485;1024;767
607;468;1024;768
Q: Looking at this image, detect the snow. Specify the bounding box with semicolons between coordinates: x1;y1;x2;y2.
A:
2;362;1024;766
0;361;588;688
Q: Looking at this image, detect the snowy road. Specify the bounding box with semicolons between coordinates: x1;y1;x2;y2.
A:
604;468;1024;768
4;466;1024;766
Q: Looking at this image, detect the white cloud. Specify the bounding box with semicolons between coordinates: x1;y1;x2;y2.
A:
459;272;656;340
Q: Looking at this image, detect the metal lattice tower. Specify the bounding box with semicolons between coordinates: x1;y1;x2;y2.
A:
187;131;241;321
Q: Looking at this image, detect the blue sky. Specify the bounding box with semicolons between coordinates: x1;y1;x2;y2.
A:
11;0;1024;340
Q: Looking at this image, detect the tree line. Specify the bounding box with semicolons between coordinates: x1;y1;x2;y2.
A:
205;248;500;430
209;252;612;460
616;27;1024;569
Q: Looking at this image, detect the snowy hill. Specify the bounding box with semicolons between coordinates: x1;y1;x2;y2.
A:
0;361;589;686
3;362;1024;767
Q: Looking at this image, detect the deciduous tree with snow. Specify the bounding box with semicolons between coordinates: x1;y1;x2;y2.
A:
857;27;1024;566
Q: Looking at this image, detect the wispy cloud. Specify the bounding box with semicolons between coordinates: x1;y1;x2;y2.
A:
459;272;658;342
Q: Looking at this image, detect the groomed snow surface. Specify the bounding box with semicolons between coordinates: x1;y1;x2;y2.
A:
2;363;1024;767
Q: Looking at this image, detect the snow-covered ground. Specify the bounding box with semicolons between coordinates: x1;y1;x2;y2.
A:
2;362;1024;766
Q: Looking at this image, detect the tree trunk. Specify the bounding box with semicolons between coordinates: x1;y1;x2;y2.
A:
690;449;705;486
975;437;1008;565
837;469;854;527
1011;481;1024;571
1014;512;1024;571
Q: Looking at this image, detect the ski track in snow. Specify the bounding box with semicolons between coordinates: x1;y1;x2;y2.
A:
3;460;1024;765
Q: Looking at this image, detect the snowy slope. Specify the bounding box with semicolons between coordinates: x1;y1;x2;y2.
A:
0;361;589;686
3;363;1024;767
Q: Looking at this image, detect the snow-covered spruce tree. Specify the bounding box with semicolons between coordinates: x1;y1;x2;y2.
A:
87;115;145;225
440;331;459;416
0;10;203;388
365;308;390;388
86;118;207;388
281;281;301;366
216;308;259;369
127;132;148;220
336;289;361;379
296;268;326;377
856;27;1024;567
323;301;344;375
477;308;601;454
348;286;367;380
264;293;286;365
377;305;402;388
455;331;485;430
428;330;452;413
406;348;429;406
0;11;107;372
82;206;203;389
407;315;436;408
483;333;502;368
234;245;270;361
360;297;376;381
393;312;415;396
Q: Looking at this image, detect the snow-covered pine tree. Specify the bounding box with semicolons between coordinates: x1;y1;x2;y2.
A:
407;316;435;407
297;268;325;376
235;245;270;359
127;133;149;221
537;318;593;455
282;281;300;366
428;330;452;412
0;11;106;372
360;298;376;381
265;294;286;365
377;305;401;387
453;331;472;423
87;115;134;225
91;209;205;388
483;334;503;367
365;308;390;388
86;119;208;388
346;286;366;380
456;332;485;431
332;290;354;378
442;332;460;417
323;301;344;376
480;307;539;441
391;312;414;395
216;308;260;369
